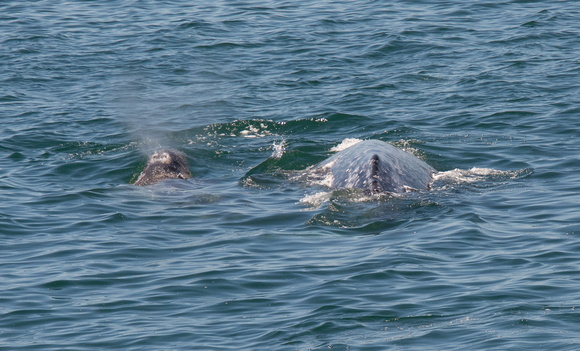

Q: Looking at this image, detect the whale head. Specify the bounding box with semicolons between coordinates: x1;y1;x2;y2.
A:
134;149;192;186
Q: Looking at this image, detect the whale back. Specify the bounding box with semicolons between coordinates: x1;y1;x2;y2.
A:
135;149;192;186
316;140;434;193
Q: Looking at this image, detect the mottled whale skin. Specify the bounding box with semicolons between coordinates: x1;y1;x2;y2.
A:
134;149;192;186
315;140;434;193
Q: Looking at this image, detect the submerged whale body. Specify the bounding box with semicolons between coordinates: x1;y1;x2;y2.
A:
134;149;192;186
314;140;434;193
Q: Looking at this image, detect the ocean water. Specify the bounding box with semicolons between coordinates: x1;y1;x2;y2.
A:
1;0;579;349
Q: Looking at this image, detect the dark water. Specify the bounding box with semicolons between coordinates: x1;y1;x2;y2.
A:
2;1;580;349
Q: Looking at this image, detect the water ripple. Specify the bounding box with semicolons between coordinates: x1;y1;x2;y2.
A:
2;0;580;350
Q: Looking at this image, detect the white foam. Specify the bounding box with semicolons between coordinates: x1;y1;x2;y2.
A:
240;125;269;138
270;140;286;159
330;138;363;152
433;167;514;183
299;191;331;209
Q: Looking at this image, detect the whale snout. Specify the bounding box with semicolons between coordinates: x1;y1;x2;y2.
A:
134;149;192;186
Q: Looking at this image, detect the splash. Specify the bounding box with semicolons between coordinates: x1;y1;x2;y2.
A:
270;140;287;159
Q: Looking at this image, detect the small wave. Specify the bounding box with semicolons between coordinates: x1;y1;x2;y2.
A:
63;141;138;160
204;119;281;139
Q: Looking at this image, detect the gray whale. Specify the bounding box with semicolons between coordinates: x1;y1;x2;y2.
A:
134;149;192;186
313;140;434;193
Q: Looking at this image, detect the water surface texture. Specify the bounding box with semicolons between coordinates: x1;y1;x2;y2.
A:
2;1;580;350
